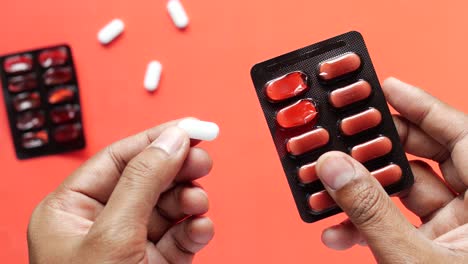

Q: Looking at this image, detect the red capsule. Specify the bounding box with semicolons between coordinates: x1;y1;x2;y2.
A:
53;123;82;143
48;86;75;104
3;54;33;74
16;111;45;131
265;71;309;101
287;128;329;156
318;53;361;81
22;130;48;149
8;73;37;93
13;92;41;112
50;104;80;124
329;80;372;108
351;137;392;163
39;47;68;68
276;99;318;128
43;67;72;86
308;191;335;212
298;162;318;184
340;108;382;136
371;164;402;187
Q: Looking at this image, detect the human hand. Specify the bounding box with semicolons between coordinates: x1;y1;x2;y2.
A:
317;78;468;263
27;119;215;264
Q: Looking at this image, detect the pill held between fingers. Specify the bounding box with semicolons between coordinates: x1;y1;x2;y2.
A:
178;119;219;141
167;0;189;29
144;61;163;92
97;19;125;45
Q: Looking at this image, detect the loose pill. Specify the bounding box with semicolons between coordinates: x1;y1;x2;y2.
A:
167;0;189;29
329;80;372;108
97;19;125;45
3;54;33;74
340;108;382;136
144;61;163;92
371;164;402;187
287;128;329;156
318;52;361;81
178;119;219;141
308;191;335;212
351;136;392;163
276;99;318;129
298;162;318;184
265;71;309;102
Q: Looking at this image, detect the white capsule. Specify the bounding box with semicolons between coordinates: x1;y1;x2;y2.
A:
167;0;189;29
144;61;163;92
178;119;219;141
97;19;125;45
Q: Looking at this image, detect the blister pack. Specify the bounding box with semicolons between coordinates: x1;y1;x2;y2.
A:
250;31;414;223
0;45;85;159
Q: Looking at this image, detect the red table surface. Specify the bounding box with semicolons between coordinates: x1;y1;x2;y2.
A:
1;1;467;263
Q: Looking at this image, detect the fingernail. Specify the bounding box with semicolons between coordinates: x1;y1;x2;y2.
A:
150;127;186;155
319;155;356;190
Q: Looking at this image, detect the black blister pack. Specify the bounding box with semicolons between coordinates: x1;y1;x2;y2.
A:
250;31;414;223
1;45;85;159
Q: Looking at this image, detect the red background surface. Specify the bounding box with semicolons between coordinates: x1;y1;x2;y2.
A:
1;0;467;263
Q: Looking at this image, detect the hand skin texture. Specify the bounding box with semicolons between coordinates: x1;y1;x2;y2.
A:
27;120;215;264
317;77;468;263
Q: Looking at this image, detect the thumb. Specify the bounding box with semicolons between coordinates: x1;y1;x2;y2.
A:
316;151;430;262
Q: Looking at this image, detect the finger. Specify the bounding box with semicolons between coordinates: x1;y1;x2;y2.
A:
392;115;450;162
399;160;455;222
93;127;190;228
66;143;211;205
148;185;209;242
383;77;468;151
321;219;364;250
316;151;431;262
393;115;466;192
156;217;214;264
62;118;205;204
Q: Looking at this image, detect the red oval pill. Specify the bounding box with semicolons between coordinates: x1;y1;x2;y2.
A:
329;80;372;108
53;123;82;143
22;130;48;149
3;54;33;74
50;104;80;124
49;86;75;104
298;162;318;184
371;164;402;187
276;99;318;128
351;136;392;163
308;191;335;212
340;108;382;136
43;67;73;86
39;47;68;68
318;52;361;81
16;111;45;131
265;71;309;101
8;73;37;93
13;92;41;112
287;128;329;156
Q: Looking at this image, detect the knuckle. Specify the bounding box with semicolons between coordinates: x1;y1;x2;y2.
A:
125;158;159;182
348;182;387;227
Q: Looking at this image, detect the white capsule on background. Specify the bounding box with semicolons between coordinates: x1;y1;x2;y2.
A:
97;19;125;45
167;0;189;29
178;119;219;141
144;61;163;92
